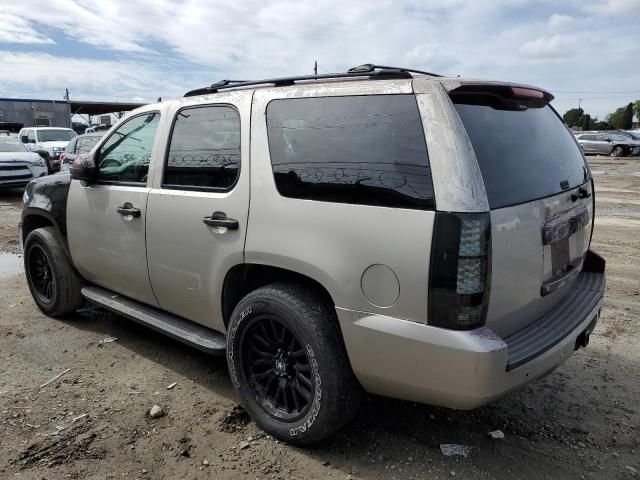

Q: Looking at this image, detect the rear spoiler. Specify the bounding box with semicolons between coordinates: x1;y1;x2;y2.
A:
448;82;554;103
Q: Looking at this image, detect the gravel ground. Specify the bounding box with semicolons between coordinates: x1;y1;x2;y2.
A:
0;156;638;480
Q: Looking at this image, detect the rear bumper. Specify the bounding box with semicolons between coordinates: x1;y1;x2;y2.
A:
337;255;605;410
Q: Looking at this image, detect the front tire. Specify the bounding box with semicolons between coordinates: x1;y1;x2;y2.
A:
24;227;84;317
611;146;625;157
226;283;362;445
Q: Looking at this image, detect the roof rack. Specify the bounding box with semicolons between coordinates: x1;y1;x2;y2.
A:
183;64;442;97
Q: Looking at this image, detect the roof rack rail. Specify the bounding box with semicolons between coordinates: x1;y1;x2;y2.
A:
183;64;442;97
347;63;442;77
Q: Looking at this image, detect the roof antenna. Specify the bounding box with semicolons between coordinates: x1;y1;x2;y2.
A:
314;60;318;76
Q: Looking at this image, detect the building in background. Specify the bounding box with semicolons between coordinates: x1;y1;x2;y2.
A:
0;98;71;130
0;98;146;133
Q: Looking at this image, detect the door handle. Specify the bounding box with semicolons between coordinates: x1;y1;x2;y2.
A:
117;203;141;217
203;211;239;230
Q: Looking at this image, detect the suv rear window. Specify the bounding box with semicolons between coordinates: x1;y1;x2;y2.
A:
453;98;588;209
266;95;434;209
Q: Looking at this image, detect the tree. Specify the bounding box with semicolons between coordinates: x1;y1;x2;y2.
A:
592;118;614;130
579;114;592;131
633;100;640;124
563;107;584;127
607;103;634;129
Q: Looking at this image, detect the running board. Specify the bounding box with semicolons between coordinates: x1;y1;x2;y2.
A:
81;286;226;355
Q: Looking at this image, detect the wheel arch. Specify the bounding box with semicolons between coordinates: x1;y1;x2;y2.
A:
222;263;336;329
21;209;71;261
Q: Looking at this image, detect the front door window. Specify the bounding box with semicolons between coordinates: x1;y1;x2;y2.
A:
96;113;160;184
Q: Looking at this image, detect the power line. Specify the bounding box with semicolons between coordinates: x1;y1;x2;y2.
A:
551;90;640;94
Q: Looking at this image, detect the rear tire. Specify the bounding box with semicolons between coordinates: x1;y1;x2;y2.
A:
24;227;84;317
611;146;625;157
226;283;362;446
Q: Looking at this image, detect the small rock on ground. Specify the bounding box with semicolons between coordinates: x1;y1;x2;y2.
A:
149;405;165;418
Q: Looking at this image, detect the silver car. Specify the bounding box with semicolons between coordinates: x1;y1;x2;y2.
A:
0;135;47;188
21;65;605;445
575;132;640;156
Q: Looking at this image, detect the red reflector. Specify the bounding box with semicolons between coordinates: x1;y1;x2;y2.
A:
510;87;544;99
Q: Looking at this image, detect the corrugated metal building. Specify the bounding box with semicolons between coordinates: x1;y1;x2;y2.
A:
0;98;71;129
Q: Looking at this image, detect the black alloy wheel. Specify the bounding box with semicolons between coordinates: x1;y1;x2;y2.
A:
240;315;314;422
27;243;56;304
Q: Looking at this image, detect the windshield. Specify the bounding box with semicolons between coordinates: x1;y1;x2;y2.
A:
0;136;29;153
608;134;629;141
453;99;588;209
37;129;76;142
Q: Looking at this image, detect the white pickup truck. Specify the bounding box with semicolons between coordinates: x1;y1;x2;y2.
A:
18;127;77;173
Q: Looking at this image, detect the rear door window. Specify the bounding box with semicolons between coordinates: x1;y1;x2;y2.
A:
163;105;240;190
266;95;434;209
453;98;588;209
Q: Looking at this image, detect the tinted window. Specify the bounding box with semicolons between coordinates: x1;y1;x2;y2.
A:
164;106;240;189
66;137;78;154
453;101;588;209
0;136;29;152
37;129;76;142
77;136;101;154
266;95;433;209
97;113;160;184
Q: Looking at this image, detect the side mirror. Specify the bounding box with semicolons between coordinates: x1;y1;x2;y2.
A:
605;137;612;142
69;153;98;183
20;135;29;143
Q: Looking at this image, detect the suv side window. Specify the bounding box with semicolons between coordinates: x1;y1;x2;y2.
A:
78;136;99;154
66;137;78;153
27;130;36;143
266;95;434;209
163;105;240;190
96;113;160;184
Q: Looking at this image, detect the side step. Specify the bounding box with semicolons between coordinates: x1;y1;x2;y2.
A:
81;286;226;355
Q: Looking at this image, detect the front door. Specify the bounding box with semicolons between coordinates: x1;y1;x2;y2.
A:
146;94;251;332
67;111;162;306
593;135;613;154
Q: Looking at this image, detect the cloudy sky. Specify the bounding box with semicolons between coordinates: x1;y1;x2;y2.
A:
0;0;639;119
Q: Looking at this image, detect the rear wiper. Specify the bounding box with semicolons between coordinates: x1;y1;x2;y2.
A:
571;187;591;202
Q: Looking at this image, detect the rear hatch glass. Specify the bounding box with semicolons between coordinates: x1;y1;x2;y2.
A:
453;97;589;209
451;87;593;338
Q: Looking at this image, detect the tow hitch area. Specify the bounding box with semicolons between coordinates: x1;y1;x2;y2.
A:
575;311;600;350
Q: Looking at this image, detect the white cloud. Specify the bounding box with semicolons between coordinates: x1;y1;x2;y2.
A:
0;50;194;102
548;14;575;29
584;0;640;15
519;35;573;59
0;13;55;44
0;0;638;119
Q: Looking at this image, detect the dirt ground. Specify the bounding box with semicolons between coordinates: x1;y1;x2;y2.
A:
0;156;638;480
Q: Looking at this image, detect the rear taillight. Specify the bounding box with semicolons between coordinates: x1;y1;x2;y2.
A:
428;212;491;330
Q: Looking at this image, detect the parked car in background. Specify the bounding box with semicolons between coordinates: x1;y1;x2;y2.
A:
84;124;111;134
618;130;640;141
60;132;106;171
17;127;77;173
574;132;640;156
0;135;47;188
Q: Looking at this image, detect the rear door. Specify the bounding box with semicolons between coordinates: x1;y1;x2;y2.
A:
450;87;593;337
145;92;251;332
578;134;595;153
